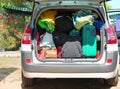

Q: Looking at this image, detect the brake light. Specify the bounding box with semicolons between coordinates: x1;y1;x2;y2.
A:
24;27;31;34
107;59;113;64
25;59;31;63
107;26;117;44
22;27;31;44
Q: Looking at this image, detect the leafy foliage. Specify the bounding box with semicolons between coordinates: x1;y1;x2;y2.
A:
0;9;28;50
101;2;112;10
0;0;33;11
0;0;32;51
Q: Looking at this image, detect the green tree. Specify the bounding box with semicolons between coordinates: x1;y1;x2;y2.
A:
102;2;112;10
0;0;32;50
105;2;112;10
0;0;33;9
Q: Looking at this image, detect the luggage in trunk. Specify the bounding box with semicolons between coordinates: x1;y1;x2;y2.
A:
55;15;74;33
39;47;57;59
37;9;103;60
61;41;82;58
52;32;69;47
53;31;82;58
82;24;97;57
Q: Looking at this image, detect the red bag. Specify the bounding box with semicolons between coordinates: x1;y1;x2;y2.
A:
57;46;62;58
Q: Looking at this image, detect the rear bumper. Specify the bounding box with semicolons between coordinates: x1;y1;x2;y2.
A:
22;70;118;79
21;51;119;78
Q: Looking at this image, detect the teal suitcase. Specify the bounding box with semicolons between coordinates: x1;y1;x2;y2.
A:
82;24;97;57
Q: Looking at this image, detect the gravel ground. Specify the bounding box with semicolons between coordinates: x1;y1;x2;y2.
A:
0;51;20;57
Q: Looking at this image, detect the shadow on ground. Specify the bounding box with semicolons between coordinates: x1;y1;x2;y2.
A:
0;67;18;81
22;78;112;89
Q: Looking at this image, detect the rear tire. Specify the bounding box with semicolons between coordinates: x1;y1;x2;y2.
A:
21;72;34;87
104;71;118;86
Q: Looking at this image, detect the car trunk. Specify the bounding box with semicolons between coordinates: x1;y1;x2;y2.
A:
34;7;106;62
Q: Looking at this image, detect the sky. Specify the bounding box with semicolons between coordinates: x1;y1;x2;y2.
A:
107;0;120;9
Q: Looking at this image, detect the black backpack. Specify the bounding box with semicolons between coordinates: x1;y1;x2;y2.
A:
55;15;74;33
53;31;81;47
52;32;69;47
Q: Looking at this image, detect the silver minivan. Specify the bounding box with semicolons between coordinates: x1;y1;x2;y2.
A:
21;0;119;87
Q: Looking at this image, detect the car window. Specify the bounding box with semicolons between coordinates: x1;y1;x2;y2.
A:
107;10;120;30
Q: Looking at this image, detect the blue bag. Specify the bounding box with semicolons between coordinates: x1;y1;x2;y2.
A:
93;20;103;30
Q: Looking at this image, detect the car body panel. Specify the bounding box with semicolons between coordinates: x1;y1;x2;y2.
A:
23;70;118;79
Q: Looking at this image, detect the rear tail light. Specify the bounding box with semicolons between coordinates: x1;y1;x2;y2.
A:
25;59;31;63
22;27;31;44
106;26;117;44
107;59;113;64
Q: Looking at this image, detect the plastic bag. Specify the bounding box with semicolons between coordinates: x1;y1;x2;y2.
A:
40;32;56;48
38;10;57;33
38;19;55;33
73;15;94;30
72;9;94;30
